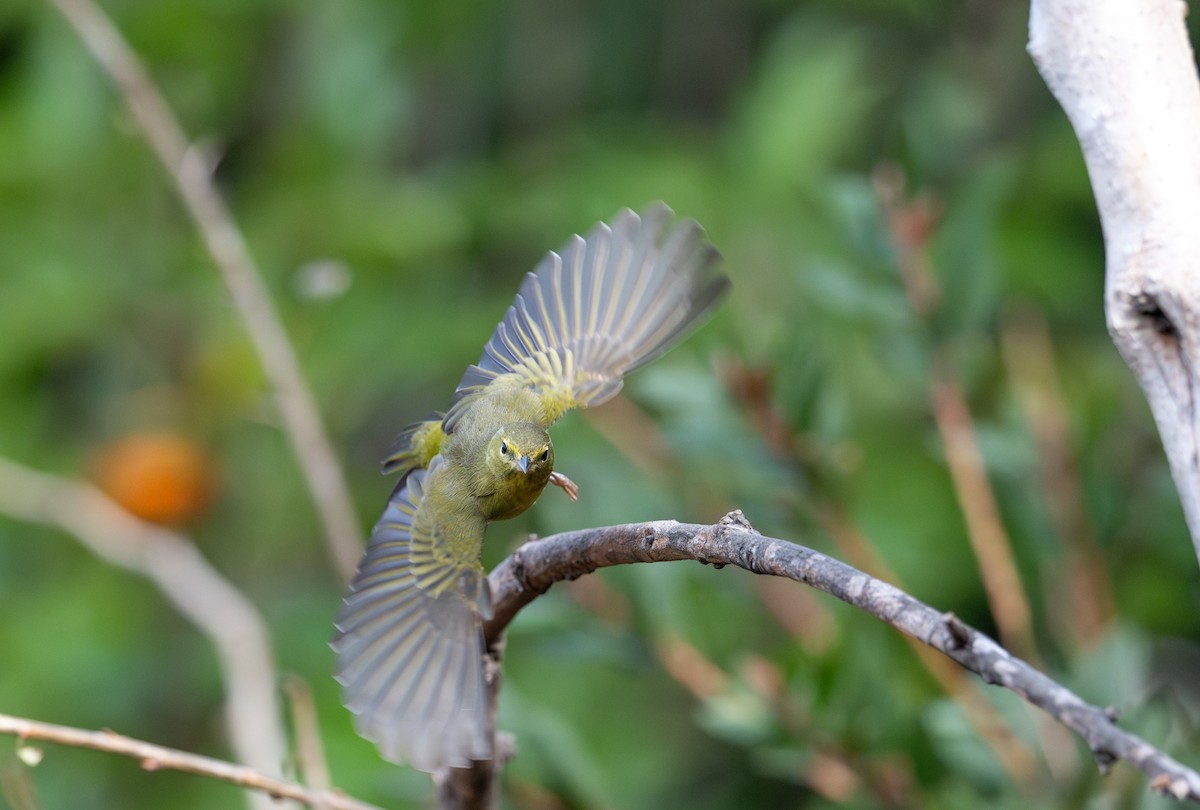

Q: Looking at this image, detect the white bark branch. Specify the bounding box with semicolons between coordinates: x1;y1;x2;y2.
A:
1029;0;1200;564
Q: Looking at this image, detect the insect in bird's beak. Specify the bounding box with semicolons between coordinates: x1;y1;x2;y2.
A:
516;455;530;473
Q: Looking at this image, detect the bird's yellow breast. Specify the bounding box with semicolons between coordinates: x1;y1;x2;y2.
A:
477;463;551;521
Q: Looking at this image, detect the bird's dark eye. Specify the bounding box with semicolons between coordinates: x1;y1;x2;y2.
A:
539;449;549;462
500;442;508;455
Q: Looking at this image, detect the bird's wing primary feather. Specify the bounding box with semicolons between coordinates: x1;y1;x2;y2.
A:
444;203;728;431
332;457;493;771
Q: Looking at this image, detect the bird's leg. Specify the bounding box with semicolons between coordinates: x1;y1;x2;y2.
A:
549;471;579;502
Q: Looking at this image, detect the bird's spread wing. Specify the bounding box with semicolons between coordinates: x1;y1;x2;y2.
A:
444;203;729;431
332;457;493;771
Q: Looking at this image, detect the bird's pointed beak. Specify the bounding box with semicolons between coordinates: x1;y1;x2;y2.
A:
517;455;530;473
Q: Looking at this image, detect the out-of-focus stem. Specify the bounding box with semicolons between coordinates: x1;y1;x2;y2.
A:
47;0;363;582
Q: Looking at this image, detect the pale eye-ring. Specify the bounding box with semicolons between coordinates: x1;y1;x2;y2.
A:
539;449;549;462
500;441;509;455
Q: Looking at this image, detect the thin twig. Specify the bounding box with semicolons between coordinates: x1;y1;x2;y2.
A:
282;676;333;806
1000;307;1115;649
457;513;1200;807
0;456;287;810
930;367;1038;661
0;756;42;810
46;0;362;581
873;164;1038;662
0;714;382;810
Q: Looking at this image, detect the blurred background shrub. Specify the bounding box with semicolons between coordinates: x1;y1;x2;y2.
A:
0;0;1197;807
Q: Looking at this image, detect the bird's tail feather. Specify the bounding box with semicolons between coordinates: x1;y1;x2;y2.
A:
381;417;445;480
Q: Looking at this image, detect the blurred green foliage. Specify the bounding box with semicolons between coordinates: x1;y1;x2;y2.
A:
1;0;1198;807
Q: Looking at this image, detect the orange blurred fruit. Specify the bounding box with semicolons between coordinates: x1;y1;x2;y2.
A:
92;433;216;526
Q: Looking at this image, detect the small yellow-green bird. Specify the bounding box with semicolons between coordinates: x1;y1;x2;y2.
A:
333;203;728;772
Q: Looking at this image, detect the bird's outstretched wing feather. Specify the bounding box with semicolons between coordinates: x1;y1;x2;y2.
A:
445;203;728;431
332;458;492;771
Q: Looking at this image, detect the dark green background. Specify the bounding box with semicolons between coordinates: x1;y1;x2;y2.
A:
1;0;1197;807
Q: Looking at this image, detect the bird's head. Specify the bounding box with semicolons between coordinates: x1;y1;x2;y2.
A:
488;423;553;478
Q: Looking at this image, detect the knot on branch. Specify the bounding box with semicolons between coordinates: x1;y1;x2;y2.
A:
640;527;662;556
1092;746;1118;776
942;612;973;650
509;539;549;596
719;509;754;530
1129;291;1178;338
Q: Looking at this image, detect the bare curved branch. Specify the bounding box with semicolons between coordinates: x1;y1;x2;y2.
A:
445;513;1200;806
0;713;382;810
